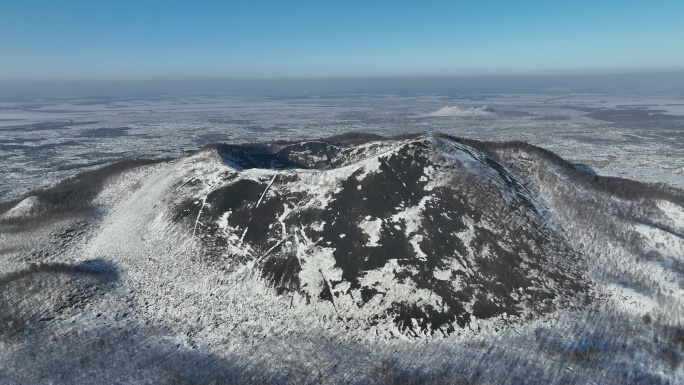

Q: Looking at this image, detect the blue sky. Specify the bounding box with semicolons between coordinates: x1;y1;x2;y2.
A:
1;0;683;80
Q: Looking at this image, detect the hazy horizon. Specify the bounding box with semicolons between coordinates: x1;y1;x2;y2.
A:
3;71;684;97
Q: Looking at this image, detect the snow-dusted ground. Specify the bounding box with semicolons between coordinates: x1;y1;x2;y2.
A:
1;89;682;203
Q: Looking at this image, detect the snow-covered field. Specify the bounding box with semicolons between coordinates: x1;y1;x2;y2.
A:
1;88;683;203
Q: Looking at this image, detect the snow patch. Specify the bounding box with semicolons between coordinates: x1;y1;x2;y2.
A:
634;224;684;260
657;200;684;232
605;283;658;313
391;196;432;261
358;217;383;247
1;196;39;219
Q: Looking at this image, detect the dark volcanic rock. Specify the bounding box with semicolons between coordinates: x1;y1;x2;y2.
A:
172;134;590;337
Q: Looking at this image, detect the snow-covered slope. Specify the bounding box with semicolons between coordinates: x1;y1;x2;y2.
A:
1;133;683;384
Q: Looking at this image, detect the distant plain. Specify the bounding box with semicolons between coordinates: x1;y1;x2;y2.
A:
1;81;683;202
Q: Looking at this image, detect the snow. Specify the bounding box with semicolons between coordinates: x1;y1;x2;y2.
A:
0;195;39;219
634;224;684;260
256;173;278;208
657;200;684;232
391;196;432;262
604;283;658;313
432;269;452;281
358;217;383;247
192;196;207;238
297;241;341;302
426;105;496;117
